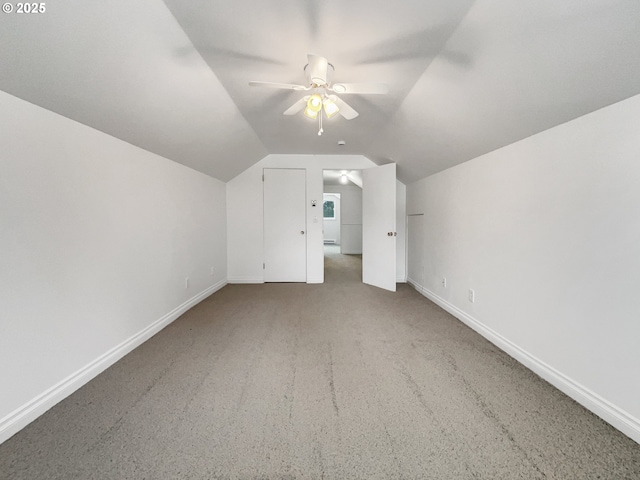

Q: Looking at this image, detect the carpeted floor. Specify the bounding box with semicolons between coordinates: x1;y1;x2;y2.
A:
1;249;640;479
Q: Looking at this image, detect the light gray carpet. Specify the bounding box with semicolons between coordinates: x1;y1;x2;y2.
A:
2;250;640;479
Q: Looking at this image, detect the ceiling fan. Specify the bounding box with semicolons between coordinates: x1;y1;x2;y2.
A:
249;54;388;135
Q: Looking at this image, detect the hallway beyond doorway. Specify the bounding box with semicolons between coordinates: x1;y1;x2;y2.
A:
323;244;363;284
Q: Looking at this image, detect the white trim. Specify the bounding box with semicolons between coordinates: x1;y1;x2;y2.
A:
228;276;264;284
0;279;227;445
411;281;640;445
306;276;324;284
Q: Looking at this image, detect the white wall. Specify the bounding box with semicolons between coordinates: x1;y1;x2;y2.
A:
227;155;406;284
406;93;640;444
0;91;228;443
322;193;341;244
324;184;363;254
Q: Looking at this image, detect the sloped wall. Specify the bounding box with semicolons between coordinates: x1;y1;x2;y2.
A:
0;91;228;443
406;94;640;443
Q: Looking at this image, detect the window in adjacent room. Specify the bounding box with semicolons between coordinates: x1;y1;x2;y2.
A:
323;200;335;219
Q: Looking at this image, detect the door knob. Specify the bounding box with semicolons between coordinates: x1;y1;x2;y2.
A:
300;230;305;235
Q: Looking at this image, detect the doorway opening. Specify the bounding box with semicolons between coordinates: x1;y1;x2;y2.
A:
322;170;363;283
322;193;340;246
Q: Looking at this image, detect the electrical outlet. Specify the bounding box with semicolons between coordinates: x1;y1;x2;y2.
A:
185;277;189;289
468;289;475;303
442;277;447;288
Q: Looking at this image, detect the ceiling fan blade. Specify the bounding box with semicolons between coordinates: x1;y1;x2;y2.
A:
331;83;389;95
306;54;329;84
283;96;310;115
334;97;359;120
249;81;309;91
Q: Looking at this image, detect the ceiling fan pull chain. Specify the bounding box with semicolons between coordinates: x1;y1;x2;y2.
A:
318;110;323;136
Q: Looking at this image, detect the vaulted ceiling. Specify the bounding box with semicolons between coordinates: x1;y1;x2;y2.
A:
2;1;640;183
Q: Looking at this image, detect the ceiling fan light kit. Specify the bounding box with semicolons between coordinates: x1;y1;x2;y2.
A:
304;108;318;120
249;54;388;135
304;94;323;120
323;96;339;118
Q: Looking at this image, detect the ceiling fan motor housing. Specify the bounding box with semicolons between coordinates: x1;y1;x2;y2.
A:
305;62;334;87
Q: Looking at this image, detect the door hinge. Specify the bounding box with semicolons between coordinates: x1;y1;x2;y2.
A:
263;262;265;269
262;174;264;182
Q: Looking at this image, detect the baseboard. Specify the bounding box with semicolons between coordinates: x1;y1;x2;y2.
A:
227;276;264;284
228;276;324;284
0;279;227;445
412;282;640;445
407;278;421;291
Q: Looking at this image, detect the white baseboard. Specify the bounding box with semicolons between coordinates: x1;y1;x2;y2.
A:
411;281;640;445
0;279;227;445
229;276;324;284
228;276;264;284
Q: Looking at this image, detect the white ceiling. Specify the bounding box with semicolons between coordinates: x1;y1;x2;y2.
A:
2;0;640;183
323;170;363;188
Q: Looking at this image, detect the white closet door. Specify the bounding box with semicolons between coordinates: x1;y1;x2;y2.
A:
263;168;307;282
